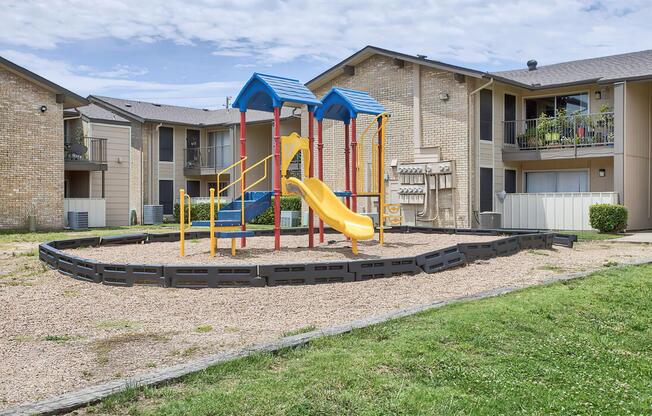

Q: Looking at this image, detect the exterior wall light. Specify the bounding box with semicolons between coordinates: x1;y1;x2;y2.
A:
594;90;602;100
439;92;449;101
40;105;47;113
599;168;606;177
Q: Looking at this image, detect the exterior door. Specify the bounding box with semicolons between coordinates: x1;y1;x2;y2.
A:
159;180;174;215
186;129;200;168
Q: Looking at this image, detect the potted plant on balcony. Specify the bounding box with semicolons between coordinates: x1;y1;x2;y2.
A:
536;112;559;148
571;110;592;146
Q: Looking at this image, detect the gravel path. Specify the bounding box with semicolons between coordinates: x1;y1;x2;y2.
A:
67;233;495;265
0;239;650;410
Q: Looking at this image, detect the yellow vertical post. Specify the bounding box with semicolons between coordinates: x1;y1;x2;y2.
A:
210;188;215;257
351;239;358;255
231;238;236;256
379;115;386;245
179;189;185;257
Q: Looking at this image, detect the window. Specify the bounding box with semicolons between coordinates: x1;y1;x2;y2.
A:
158;180;174;215
186;180;200;197
525;171;588;193
525;93;588;119
159;127;173;162
480;89;493;141
505;169;517;193
480;167;493;212
208;181;230;197
207;130;232;168
504;94;516;144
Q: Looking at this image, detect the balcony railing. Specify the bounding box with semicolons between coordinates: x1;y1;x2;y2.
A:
184;145;232;170
64;137;107;163
504;112;614;151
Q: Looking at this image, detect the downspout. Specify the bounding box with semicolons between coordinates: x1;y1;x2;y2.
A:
467;77;494;228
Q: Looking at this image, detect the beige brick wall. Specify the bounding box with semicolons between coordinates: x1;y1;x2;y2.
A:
0;69;64;229
305;55;472;227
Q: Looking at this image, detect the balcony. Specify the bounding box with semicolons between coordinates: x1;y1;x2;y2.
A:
64;137;108;171
503;112;615;161
184;145;233;176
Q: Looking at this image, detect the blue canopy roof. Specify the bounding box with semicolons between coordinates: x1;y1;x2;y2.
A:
232;73;321;113
314;87;386;123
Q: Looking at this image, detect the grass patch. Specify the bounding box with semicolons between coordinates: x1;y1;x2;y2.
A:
0;224;178;245
43;334;78;343
537;264;568;273
87;264;652;415
557;230;623;241
194;325;213;333
282;325;318;338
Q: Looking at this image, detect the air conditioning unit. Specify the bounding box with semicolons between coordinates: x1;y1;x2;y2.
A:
143;205;164;225
67;211;89;230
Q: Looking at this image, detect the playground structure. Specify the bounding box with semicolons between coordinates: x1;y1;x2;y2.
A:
178;73;388;256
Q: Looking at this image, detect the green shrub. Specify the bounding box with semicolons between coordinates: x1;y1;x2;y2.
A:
173;196;301;224
589;204;628;233
250;196;302;225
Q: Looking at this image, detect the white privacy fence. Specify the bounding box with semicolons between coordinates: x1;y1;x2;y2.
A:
64;198;106;227
499;192;619;231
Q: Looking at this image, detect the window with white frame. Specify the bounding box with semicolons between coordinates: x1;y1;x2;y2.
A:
525;171;588;193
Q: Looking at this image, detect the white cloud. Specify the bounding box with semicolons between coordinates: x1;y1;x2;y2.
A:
0;49;238;108
2;0;651;69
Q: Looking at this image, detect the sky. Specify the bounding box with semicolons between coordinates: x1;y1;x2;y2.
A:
1;0;650;109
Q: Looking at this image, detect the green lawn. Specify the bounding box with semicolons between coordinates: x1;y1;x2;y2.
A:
557;230;623;241
88;264;652;415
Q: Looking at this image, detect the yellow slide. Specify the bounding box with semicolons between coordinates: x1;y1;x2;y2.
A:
286;177;375;242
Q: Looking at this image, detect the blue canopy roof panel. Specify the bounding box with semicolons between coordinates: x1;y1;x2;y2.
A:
232;73;321;113
314;87;386;123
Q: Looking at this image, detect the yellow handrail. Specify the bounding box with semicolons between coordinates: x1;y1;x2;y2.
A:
356;113;389;194
216;157;248;211
243;155;273;193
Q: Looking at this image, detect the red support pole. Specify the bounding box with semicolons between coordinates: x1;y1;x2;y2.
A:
377;118;383;193
240;111;247;247
317;120;324;243
273;107;281;250
351;117;358;212
307;111;314;248
344;122;351;209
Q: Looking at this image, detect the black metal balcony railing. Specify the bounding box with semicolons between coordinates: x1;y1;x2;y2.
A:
184;145;232;170
64;137;107;163
504;112;615;151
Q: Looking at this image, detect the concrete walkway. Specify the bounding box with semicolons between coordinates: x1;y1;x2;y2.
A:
611;231;652;244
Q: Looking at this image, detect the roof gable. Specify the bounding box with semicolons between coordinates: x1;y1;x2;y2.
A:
315;87;385;123
232;73;321;112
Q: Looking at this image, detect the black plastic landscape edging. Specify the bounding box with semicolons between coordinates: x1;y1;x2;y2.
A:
39;228;564;289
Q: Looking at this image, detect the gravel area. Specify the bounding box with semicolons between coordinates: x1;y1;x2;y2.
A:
0;238;650;410
67;233;497;265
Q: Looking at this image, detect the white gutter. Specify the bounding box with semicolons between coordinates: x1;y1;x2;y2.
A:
467;77;494;227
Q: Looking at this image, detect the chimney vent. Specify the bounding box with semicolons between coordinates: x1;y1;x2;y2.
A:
527;59;538;71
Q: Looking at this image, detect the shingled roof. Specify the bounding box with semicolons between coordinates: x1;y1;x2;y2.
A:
89;95;299;126
76;103;130;124
491;49;652;88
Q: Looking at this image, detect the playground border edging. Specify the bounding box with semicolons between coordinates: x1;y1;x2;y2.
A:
38;228;564;289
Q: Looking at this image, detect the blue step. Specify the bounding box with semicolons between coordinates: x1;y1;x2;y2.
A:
191;191;272;228
215;231;255;238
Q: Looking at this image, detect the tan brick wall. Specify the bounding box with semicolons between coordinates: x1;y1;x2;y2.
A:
305;55;472;227
0;69;64;229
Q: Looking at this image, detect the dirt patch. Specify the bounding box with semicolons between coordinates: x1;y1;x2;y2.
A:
67;233;496;265
0;239;650;410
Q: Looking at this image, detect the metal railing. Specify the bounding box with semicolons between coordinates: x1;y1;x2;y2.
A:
184;145;232;169
64;137;107;163
503;112;615;151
